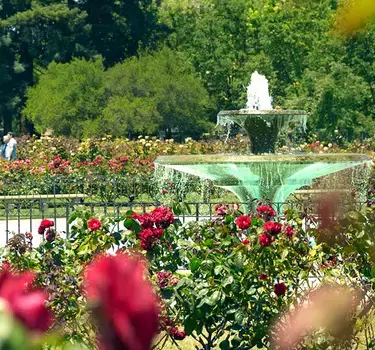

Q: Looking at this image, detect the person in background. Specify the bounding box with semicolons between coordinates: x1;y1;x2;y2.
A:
1;134;9;160
4;132;17;160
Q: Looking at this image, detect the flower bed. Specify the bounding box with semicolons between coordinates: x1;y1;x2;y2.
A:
1;202;375;349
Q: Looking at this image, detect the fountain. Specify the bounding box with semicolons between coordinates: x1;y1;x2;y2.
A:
155;72;371;210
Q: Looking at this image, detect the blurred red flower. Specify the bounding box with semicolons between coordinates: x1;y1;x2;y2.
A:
84;254;159;350
263;221;282;236
38;219;54;235
274;282;287;297
0;271;53;332
151;207;174;229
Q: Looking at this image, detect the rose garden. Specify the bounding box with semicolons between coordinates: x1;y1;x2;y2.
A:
0;131;374;349
3;1;375;349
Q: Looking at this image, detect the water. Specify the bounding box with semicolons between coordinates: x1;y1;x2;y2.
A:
155;72;371;212
246;71;273;110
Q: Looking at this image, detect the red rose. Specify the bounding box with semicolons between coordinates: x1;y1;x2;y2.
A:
88;218;102;231
259;233;272;247
259;274;268;280
1;260;10;271
284;225;294;238
38;219;54;235
151;207;174;229
236;215;251;230
133;213;154;229
169;327;187;340
39;219;54;229
274;282;287;296
45;229;56;243
256;205;276;217
84;254;159;350
241;239;250;245
263;221;282;235
0;271;53;332
139;228;164;251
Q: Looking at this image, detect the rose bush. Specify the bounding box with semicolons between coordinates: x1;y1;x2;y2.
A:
1;134;373;203
1;203;375;349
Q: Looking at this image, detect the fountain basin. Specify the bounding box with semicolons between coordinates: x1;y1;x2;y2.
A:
155;153;371;208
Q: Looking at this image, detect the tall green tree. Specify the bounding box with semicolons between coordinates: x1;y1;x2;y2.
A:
0;0;91;133
72;0;164;66
23;48;211;138
160;0;253;112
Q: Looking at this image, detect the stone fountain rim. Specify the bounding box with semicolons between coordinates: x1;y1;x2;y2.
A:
217;109;307;116
155;153;371;165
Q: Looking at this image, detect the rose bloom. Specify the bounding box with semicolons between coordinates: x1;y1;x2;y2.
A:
84;254;159;350
259;233;272;247
236;215;251;230
263;221;282;236
38;219;54;235
151;207;174;229
259;274;268;280
256;205;276;217
241;239;250;245
39;219;54;229
0;271;53;332
88;218;102;231
274;282;287;297
133;213;154;229
284;225;294;238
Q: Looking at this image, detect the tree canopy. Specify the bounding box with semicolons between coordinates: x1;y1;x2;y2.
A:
24;48;211;138
2;0;375;140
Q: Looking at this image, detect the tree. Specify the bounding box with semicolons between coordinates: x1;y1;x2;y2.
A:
0;1;91;133
104;47;211;138
72;0;165;66
23;58;106;137
159;0;253;112
23;49;211;139
285;62;375;140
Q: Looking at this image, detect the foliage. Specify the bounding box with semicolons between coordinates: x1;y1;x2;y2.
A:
104;47;211;138
3;202;375;349
24;48;211;138
24;58;106;137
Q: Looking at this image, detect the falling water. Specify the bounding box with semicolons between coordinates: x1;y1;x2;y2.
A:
245;71;273;110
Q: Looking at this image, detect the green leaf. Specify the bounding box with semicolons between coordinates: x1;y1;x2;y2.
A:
281;249;289;259
219;339;230;350
68;212;78;224
184;315;196;335
225;215;234;224
222;275;234;287
207;290;221;306
190;258;201;272
235;310;246;326
214;265;224;276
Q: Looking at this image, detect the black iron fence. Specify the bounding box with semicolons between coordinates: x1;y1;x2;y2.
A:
0;175;369;244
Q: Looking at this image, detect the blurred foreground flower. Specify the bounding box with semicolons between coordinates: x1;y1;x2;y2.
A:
335;0;375;35
0;271;53;332
272;284;360;349
84;253;159;350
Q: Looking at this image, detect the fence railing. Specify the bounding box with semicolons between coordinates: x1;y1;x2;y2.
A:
1;175;369;245
1;196;368;243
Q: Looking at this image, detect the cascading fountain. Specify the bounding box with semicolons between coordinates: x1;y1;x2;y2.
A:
155;72;371;210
